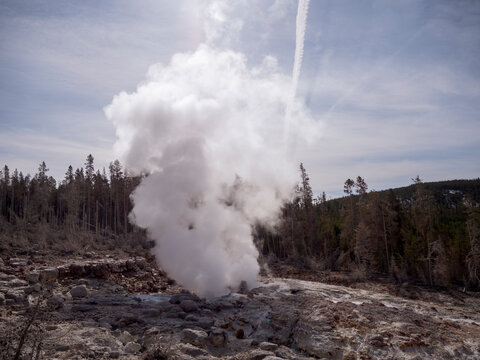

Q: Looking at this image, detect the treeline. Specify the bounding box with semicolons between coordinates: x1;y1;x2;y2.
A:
0;155;140;237
2;156;479;289
257;165;480;289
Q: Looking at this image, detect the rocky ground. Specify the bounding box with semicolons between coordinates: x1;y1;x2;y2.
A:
1;255;480;359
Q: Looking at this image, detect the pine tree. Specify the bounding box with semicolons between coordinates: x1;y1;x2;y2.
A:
466;207;480;288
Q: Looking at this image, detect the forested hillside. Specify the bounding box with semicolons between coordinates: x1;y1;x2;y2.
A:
0;155;149;256
257;166;480;290
1;156;479;289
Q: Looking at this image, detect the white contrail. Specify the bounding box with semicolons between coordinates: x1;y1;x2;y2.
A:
292;0;310;98
285;0;310;151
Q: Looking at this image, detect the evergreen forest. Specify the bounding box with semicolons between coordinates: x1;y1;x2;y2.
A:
1;156;479;290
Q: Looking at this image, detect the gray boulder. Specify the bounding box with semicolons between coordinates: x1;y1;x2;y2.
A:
248;349;276;360
118;331;134;345
47;295;64;310
170;292;200;304
135;257;146;269
39;268;58;284
180;299;199;313
260;342;278;351
124;341;141;354
208;329;228;347
26;271;40;283
176;343;209;357
8;278;28;288
70;285;88;298
5;290;25;303
142;327;162;347
181;328;208;347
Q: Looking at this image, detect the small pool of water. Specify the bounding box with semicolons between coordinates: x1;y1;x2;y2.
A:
132;293;172;303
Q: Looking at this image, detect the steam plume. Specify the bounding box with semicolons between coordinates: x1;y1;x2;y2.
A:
105;45;315;297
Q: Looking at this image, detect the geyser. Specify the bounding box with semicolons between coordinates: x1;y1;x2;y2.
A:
105;5;316;298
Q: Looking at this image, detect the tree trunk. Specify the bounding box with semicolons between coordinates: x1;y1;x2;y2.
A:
96;200;99;236
382;209;390;271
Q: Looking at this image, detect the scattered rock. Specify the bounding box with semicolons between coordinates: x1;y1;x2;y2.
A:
91;262;110;278
47;295;64;310
23;286;35;295
181;328;208;347
293;318;344;359
118;331;134;345
39;268;58;284
197;317;215;329
115;316;145;327
135;258;146;269
142;327;162;347
24;283;41;294
248;349;275;360
259;342;278;351
275;345;303;360
109;350;121;358
180;299;199;313
0;273;15;281
1;257;479;360
208;329;228;347
72;304;95;312
9;257;27;267
208;299;234;312
124;341;141;354
26;271;40;283
142;308;162;317
8;278;28;287
170;292;200;305
5;290;25;303
98;322;112;330
109;261;126;273
5;298;15;306
164;306;186;319
55;344;70;352
176;343;209;357
70;263;85;277
126;259;136;270
185;314;199;322
369;334;387;347
57;265;70;279
70;285;88;298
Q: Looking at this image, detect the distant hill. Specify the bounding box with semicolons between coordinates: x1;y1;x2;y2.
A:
328;178;480;208
385;178;480;205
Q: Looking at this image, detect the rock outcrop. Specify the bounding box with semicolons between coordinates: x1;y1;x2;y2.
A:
1;256;480;359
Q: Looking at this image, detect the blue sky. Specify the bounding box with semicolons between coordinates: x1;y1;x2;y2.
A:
0;0;479;197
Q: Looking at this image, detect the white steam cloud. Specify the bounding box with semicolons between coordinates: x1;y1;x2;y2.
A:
105;3;317;297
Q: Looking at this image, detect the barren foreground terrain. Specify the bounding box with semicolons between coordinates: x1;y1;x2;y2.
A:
1;255;479;359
